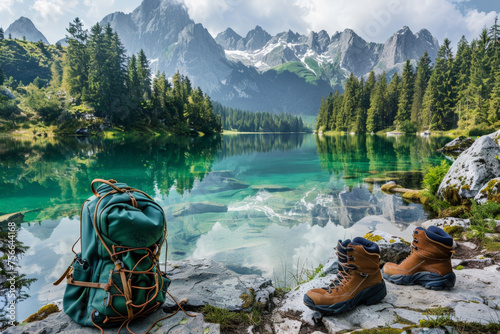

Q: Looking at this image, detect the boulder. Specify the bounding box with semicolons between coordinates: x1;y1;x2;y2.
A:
487;129;500;144
75;128;89;136
163;259;275;311
437;136;500;204
438;136;475;155
421;217;471;230
0;87;16;100
474;177;500;204
362;230;411;266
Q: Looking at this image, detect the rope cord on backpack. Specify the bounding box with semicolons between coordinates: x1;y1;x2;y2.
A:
64;180;191;334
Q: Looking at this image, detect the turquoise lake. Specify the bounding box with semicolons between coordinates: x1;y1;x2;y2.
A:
0;133;452;320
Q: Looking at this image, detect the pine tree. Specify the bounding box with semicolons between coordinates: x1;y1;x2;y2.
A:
454;36;472;129
385;72;400;128
366;73;387;133
424;38;456;130
489;67;500;123
63;18;89;100
137;49;151;100
339;73;359;132
396;60;414;126
0;28;4;40
469;31;491;126
126;54;139;99
0;65;4;86
316;96;328;131
411;51;432;128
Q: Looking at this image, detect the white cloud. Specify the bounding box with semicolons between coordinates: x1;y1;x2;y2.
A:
0;0;14;14
31;0;78;21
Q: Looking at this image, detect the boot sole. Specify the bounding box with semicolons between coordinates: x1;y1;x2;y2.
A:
382;271;456;290
303;281;387;315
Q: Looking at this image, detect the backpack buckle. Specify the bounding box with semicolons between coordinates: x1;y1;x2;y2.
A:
113;260;124;272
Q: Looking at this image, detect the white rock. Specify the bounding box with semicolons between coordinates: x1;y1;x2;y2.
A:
421;218;470;230
437;136;500;202
474;178;500;204
459;241;478;250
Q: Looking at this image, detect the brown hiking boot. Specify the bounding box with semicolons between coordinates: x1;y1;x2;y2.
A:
382;226;456;290
303;237;386;315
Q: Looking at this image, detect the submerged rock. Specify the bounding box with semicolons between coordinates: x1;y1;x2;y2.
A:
437;136;500;204
251;185;293;192
165;201;228;218
438;136;475;155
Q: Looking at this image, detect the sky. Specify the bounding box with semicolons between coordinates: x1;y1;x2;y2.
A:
0;0;498;46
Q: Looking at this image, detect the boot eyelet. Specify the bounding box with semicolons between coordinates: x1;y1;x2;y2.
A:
360;272;368;277
348;256;355;261
413;238;418;243
414;231;419;234
347;247;354;252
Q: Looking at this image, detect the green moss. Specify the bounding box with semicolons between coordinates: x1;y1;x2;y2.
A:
402;191;421;202
352;328;404;334
442;185;463;206
423;307;454;316
381;182;400;193
389;239;395;243
24;304;59;323
363;233;384;242
462;184;471;191
456;265;465;270
479;179;500;203
483;237;500;251
443;225;464;237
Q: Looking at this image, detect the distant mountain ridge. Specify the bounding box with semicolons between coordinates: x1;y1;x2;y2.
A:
5;17;49;44
4;0;440;115
219;25;439;77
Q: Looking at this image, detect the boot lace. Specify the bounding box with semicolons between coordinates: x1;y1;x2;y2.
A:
327;247;357;292
397;230;419;267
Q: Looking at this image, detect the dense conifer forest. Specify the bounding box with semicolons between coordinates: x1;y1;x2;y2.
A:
0;19;222;135
316;19;500;135
213;102;307;132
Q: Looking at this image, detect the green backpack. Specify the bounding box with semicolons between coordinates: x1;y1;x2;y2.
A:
54;179;170;331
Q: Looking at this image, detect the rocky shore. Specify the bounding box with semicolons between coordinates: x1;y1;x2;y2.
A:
5;222;500;334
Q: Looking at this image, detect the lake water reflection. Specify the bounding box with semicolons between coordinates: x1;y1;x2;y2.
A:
0;133;451;319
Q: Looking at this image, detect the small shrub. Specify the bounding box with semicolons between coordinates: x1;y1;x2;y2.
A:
468;123;496;136
399;120;417;133
422;160;451;195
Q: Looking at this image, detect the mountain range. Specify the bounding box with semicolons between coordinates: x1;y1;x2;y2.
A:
4;0;440;115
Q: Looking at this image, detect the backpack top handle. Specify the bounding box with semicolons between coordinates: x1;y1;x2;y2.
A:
91;179;124;197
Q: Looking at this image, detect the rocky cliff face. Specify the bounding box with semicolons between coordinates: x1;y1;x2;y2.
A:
5;17;49;44
378;26;439;69
101;0;193;58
